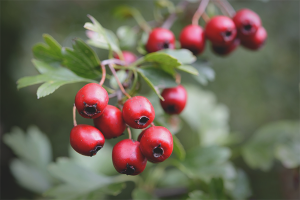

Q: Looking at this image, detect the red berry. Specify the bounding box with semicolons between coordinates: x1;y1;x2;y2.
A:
241;26;267;50
75;83;109;119
179;25;206;55
112;139;147;175
212;38;240;56
93;105;126;139
114;51;137;65
233;9;261;39
146;28;175;53
205;16;237;46
160;85;187;115
122;96;155;129
139;126;173;163
70;124;105;157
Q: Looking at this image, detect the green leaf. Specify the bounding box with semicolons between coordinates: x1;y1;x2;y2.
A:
231;170;252;200
138;67;177;88
132;188;157;200
242;120;300;170
32;34;63;63
116;26;137;49
138;70;163;100
173;135;186;161
3;126;52;167
162;49;196;64
137;32;148;55
62;38;101;79
177;65;198;75
84;15;121;54
157;168;189;188
17;60;97;98
191;61;215;85
187;190;210;200
109;70;127;90
144;52;181;75
10;159;52;193
209;178;226;200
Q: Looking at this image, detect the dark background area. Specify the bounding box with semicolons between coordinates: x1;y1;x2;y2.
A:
1;0;299;199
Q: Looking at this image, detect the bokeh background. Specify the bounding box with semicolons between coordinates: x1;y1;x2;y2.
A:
1;0;299;199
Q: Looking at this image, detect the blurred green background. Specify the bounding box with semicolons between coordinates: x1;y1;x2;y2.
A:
1;0;299;199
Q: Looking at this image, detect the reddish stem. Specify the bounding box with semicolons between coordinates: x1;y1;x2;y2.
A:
127;126;132;140
108;64;131;99
192;0;210;25
73;104;77;127
99;64;106;86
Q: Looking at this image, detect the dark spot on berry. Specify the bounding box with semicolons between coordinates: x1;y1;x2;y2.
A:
121;163;135;175
85;107;97;115
90;145;102;157
153;144;164;158
162;41;170;49
244;24;252;31
166;105;177;113
225;31;232;37
135;116;149;126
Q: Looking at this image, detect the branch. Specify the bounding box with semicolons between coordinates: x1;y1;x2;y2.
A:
161;0;188;29
108;63;131;99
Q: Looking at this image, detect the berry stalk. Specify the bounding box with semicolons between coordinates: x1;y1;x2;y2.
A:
108;63;131;99
192;0;210;25
73;104;77;127
99;64;106;86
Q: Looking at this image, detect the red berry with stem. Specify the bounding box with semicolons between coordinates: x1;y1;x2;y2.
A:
160;85;187;115
146;28;175;53
112;139;147;175
75;83;109;119
114;51;137;65
205;16;237;46
179;25;206;55
241;26;267;50
93;105;126;139
139;126;173;163
70;124;105;157
122;96;155;129
233;9;262;39
212;38;240;56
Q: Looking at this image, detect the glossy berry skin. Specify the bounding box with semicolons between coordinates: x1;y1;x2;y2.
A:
93;105;126;139
241;26;267;50
160;85;187;115
179;25;206;55
205;16;237;46
75;83;109;119
139;126;173;163
212;38;240;56
146;28;175;53
233;9;261;39
114;51;137;65
122;96;155;129
70;124;105;157
112;139;147;175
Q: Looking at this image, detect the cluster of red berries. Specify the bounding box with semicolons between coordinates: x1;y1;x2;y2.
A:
70;80;187;175
145;8;267;56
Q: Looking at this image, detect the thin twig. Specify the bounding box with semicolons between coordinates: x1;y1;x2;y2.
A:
108;93;117;98
101;59;126;66
108;63;131;99
175;73;181;84
220;0;236;17
202;11;210;23
127;126;132;140
214;0;231;16
151;122;155;127
161;0;188;29
73;104;77;127
99;64;106;86
192;0;210;25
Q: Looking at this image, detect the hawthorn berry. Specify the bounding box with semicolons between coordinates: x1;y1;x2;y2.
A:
205;16;237;46
75;83;109;119
112;139;147;175
233;9;261;39
179;25;206;55
122;96;155;129
241;26;267;50
93;105;126;139
139;126;173;163
113;51;137;65
70;124;105;157
212;38;240;56
146;28;175;53
160;85;187;115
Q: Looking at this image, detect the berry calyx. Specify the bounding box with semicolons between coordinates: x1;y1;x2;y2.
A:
205;16;237;46
75;83;109;119
112;139;147;175
212;38;240;56
70;124;105;157
233;9;262;38
139;126;173;163
113;51;137;65
146;28;175;53
179;25;206;55
160;85;187;115
241;26;267;50
122;96;155;129
93;105;126;139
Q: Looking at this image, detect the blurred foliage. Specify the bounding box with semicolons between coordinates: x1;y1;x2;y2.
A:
1;0;299;200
